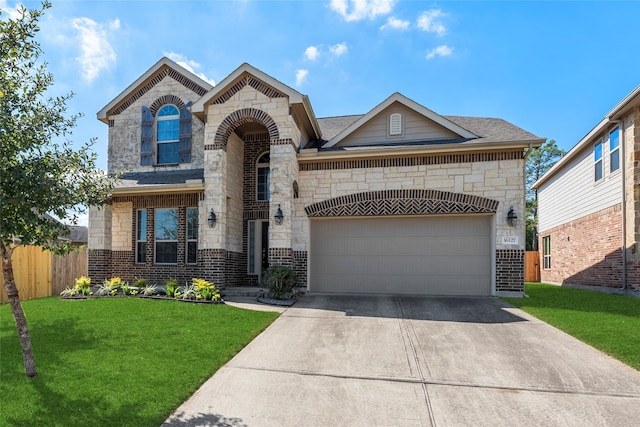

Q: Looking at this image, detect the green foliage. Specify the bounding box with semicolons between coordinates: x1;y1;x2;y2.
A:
96;277;125;296
181;285;197;300
0;1;117;254
141;284;157;296
191;278;221;301
503;283;640;371
0;297;279;426
525;140;565;250
164;279;179;298
261;265;298;299
133;278;148;288
74;276;92;296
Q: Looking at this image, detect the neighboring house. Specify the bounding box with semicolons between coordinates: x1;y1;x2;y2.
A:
533;85;640;292
88;57;543;296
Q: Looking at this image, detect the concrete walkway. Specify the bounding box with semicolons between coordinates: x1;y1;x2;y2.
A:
163;295;640;426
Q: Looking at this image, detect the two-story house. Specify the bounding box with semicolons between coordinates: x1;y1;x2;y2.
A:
533;86;640;292
89;57;543;296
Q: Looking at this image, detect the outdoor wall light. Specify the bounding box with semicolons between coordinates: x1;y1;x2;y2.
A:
274;204;284;225
506;206;518;227
208;209;217;228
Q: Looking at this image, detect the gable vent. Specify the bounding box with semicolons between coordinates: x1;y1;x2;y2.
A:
389;113;402;135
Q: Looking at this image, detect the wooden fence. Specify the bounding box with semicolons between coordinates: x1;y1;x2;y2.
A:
525;251;540;282
0;246;87;303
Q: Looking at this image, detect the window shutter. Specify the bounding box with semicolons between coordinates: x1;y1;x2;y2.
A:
140;106;153;166
178;101;192;163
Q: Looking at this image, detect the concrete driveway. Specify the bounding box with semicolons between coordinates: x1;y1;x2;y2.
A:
163;295;640;426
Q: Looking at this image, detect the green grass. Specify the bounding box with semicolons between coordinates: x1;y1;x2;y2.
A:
1;297;279;426
503;283;640;371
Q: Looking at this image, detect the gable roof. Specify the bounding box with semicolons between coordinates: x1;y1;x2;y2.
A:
96;57;214;124
191;63;321;139
313;113;542;152
321;93;478;149
533;84;640;189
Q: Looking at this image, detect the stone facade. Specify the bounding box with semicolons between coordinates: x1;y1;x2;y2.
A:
89;59;538;295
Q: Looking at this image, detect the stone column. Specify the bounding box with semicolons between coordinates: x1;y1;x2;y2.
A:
88;204;112;283
202;147;228;286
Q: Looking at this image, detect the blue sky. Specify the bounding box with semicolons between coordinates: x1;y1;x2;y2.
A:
3;0;639;169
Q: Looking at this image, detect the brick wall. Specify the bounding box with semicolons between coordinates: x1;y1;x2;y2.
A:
539;205;624;288
495;249;524;293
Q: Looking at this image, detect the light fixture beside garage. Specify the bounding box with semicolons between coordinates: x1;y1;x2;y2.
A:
506;206;518;227
274;204;284;225
208;209;217;228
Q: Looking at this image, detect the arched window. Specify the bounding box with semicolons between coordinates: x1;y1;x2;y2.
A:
256;153;270;201
157;105;180;164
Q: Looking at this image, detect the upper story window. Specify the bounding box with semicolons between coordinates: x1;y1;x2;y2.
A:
157;105;180;165
609;128;620;173
594;141;603;182
256;153;270;201
389;113;402;136
140;100;192;167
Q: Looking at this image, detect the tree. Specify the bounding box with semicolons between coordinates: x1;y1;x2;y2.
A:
526;140;565;251
0;2;116;377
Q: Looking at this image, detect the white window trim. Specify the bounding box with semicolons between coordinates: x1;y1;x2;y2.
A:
609;128;620;174
156;104;180;165
594;140;603;182
543;236;551;270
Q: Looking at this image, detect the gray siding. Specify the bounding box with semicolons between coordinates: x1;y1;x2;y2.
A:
336;102;459;147
538;131;622;232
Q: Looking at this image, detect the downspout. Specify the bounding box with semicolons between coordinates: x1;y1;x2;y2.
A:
609;119;627;290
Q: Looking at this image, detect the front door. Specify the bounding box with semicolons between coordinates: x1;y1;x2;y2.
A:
248;220;269;279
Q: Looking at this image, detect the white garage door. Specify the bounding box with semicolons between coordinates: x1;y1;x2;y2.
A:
310;216;492;296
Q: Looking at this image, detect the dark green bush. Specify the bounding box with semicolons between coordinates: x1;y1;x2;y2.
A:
261;265;297;299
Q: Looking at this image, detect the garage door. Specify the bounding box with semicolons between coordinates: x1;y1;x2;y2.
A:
310;216;491;296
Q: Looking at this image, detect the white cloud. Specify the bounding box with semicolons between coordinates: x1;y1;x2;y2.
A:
295;69;309;86
70;17;119;82
304;46;320;61
0;0;23;19
163;51;216;85
329;42;348;57
330;0;396;22
426;45;453;60
417;9;447;36
380;16;409;30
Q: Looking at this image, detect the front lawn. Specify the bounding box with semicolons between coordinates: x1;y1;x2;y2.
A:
0;297;279;426
503;283;640;371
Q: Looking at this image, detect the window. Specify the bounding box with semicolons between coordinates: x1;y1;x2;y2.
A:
257;153;270;201
389;113;402;135
157;105;180;164
136;209;147;264
155;208;178;264
594;141;603;181
609;128;620;173
186;207;198;264
543;236;551;270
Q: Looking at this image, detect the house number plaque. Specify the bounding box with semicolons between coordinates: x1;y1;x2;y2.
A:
501;236;519;245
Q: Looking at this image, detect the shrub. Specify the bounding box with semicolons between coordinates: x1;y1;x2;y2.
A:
191;278;221;302
261;265;297;299
96;277;126;296
164;278;179;297
133;277;148;288
181;285;197;300
74;276;92;295
60;286;77;297
141;284;157;296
